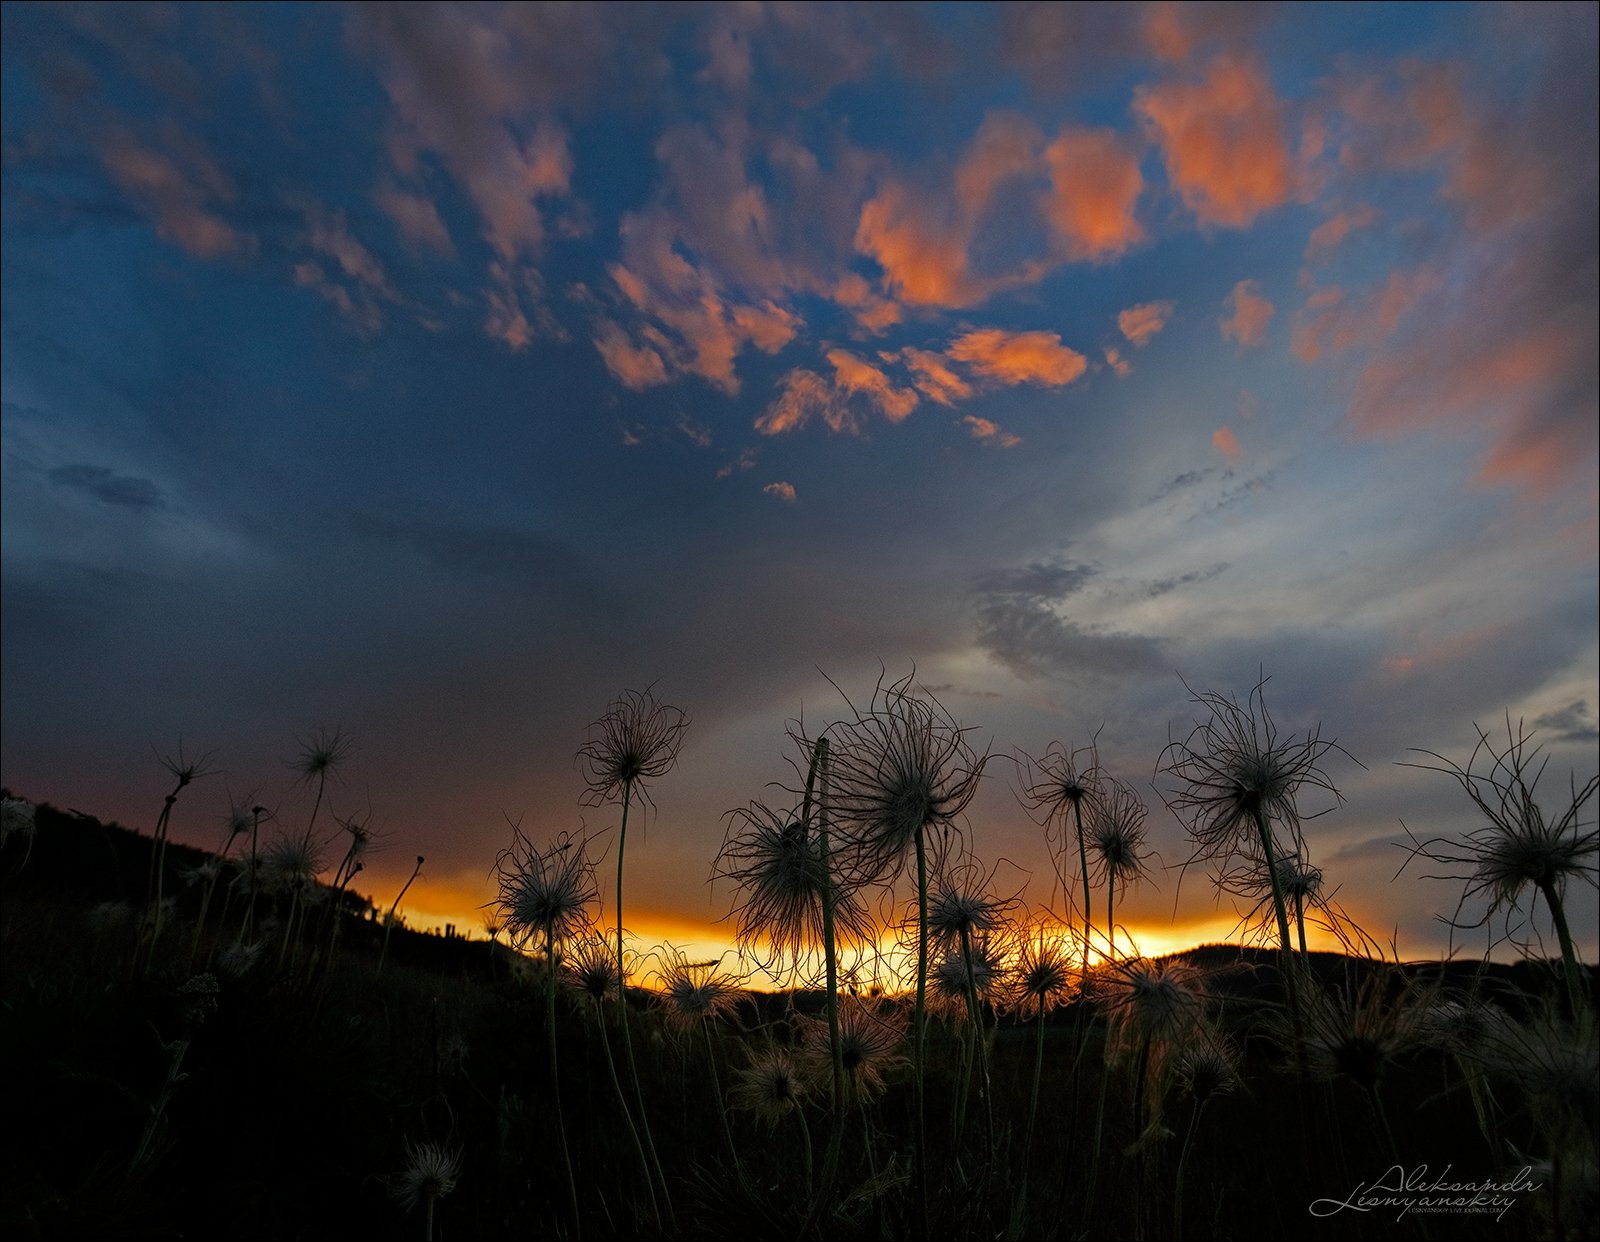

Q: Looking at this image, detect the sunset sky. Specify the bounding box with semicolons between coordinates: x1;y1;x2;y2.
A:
3;2;1595;972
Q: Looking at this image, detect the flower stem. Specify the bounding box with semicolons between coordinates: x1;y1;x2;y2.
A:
614;779;673;1224
547;924;582;1238
1253;808;1305;1056
1538;878;1585;1015
591;995;660;1229
913;825;930;1242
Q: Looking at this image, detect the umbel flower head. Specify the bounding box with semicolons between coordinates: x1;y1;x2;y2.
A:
1400;716;1598;947
577;686;688;809
1160;675;1354;870
824;670;989;885
714;798;874;980
492;827;598;952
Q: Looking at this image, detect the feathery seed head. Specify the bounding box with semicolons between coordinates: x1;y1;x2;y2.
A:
1401;717;1598;945
1086;778;1152;887
1174;1033;1241;1102
216;940;263;977
493;828;598;952
577;687;688;808
391;1140;461;1213
1475;1000;1598;1135
1160;677;1351;869
800;997;908;1100
715;799;874;979
291;727;352;785
156;741;219;791
733;1048;808;1122
930;937;1007;1018
825;671;988;884
1097;955;1207;1056
266;832;325;892
658;950;741;1029
2;797;38;849
926;850;1020;948
1298;971;1431;1090
1007;923;1080;1018
1017;739;1102;824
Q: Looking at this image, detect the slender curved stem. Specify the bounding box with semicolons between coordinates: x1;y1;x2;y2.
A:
613;780;674;1222
913;826;930;1241
547;924;582;1237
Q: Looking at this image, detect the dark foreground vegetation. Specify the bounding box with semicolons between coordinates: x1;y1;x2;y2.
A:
3;677;1596;1241
1;799;1593;1241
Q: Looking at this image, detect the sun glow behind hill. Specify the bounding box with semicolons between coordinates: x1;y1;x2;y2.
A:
398;868;1352;991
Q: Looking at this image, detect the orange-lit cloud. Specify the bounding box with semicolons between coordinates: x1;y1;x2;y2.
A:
826;348;919;422
855;184;976;307
963;415;1021;447
595;319;670;389
1134;52;1296;228
373;181;455;255
731;300;802;354
1104;345;1132;377
1118;300;1175;347
763;481;797;503
1352;320;1596;494
1142;1;1196;63
1292;268;1437;363
855;111;1049;308
601;209;806;394
1212;426;1241;459
1220;279;1274;349
947;328;1088;387
896;347;973;406
1043;127;1145;261
833;272;902;332
484;284;535;351
1330;62;1468;174
1304;203;1380;262
755;368;855;436
95;128;251;260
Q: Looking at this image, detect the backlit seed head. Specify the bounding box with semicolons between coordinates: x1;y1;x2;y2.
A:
493;828;598;952
657;950;741;1029
1400;717;1597;948
1086;778;1152;888
732;1048;808;1122
391;1140;461;1213
799;997;908;1101
577;687;688;808
824;671;988;885
564;931;622;1004
1160;676;1352;871
1005;923;1080;1019
714;799;874;981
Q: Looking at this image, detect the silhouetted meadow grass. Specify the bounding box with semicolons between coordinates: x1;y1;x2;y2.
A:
2;681;1594;1240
